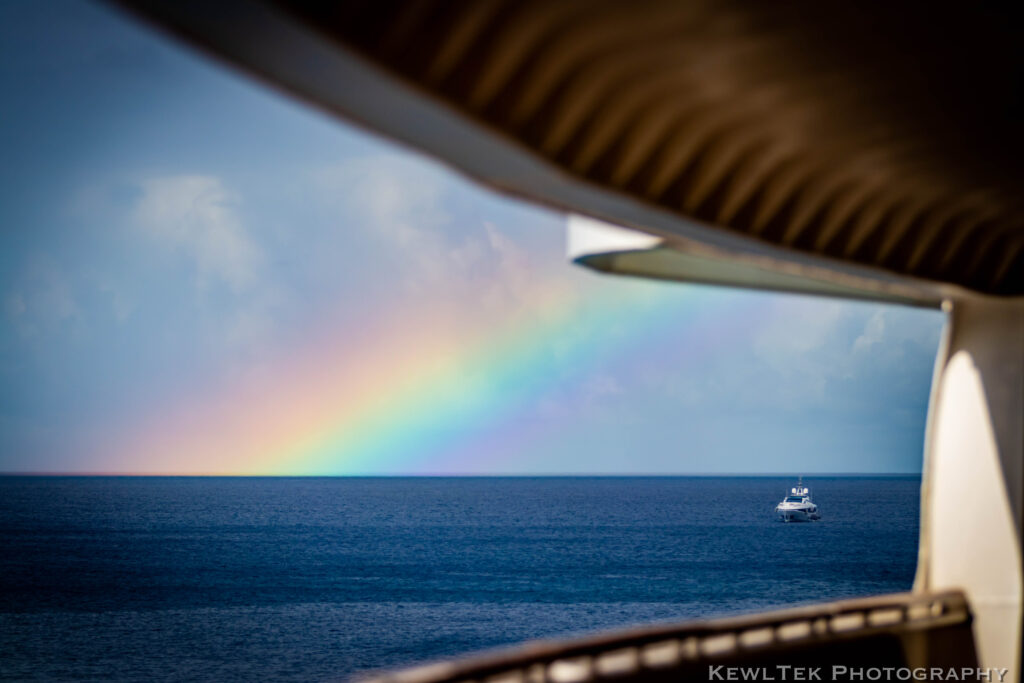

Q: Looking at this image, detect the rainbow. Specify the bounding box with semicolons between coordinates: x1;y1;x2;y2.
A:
110;274;764;475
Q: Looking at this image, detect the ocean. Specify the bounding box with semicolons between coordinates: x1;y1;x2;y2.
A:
0;476;920;682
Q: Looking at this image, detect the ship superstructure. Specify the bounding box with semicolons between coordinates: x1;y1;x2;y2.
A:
775;478;820;522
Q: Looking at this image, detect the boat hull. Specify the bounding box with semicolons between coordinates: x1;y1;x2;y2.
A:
776;507;820;522
775;481;820;522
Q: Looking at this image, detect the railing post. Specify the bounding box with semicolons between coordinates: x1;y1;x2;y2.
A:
917;297;1023;680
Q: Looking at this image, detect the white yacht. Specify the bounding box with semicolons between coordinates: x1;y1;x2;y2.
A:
775;479;820;522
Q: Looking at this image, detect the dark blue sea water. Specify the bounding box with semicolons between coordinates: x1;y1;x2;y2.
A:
0;476;920;682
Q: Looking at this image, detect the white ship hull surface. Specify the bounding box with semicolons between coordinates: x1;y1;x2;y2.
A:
775;505;820;522
775;480;820;522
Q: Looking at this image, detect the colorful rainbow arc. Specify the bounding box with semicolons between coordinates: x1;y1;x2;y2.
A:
114;278;762;475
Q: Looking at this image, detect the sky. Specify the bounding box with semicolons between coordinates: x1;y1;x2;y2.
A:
0;0;945;475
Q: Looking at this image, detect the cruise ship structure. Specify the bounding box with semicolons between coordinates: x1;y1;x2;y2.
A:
113;2;1023;680
775;479;820;522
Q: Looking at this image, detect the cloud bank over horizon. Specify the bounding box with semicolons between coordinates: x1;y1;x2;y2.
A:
0;1;944;475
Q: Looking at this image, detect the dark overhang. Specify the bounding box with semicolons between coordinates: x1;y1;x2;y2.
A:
116;0;1024;298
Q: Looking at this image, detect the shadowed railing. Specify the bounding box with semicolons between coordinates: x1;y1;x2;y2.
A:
361;591;975;683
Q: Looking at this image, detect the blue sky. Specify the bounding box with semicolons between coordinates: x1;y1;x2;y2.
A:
0;0;945;474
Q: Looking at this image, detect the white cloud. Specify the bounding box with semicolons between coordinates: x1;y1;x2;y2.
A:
4;257;81;338
480;221;532;306
853;311;886;353
313;154;546;310
128;175;293;365
81;273;137;323
314;153;449;252
4;293;26;318
219;309;269;354
747;298;848;401
581;374;623;407
753;298;847;359
536;396;569;419
134;175;262;293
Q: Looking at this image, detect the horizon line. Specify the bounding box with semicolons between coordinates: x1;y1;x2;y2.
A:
0;471;924;477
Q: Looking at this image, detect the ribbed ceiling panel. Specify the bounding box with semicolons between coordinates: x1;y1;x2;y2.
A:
268;0;1024;295
117;0;1024;295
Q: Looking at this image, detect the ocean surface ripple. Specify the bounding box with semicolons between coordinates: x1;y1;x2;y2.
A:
0;476;920;682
